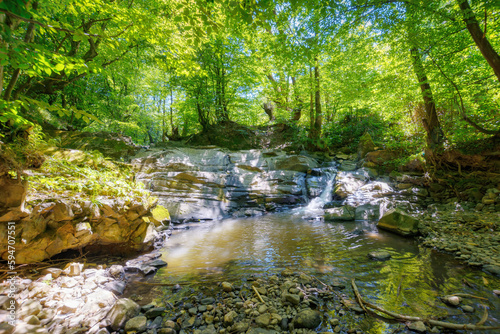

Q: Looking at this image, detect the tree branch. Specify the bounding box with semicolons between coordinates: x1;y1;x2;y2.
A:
428;53;500;135
0;8;100;37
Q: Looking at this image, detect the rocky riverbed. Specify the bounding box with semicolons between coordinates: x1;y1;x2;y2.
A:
3;262;500;334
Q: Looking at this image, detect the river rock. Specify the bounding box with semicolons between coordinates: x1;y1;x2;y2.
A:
144;307;166;319
355;203;380;220
377;209;420;236
324;206;355;221
255;313;271;327
441;295;461;306
246;329;278;334
221;282;233;292
407;321;426;332
125;316;147;332
368;250;391;261
231;321;249;333
292;309;321;329
334;172;365;199
107;298;140;330
283;293;300;305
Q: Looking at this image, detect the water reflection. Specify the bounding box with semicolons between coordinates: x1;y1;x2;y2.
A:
152;213;499;332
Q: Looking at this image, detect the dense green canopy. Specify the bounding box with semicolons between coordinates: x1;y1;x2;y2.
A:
1;0;499;157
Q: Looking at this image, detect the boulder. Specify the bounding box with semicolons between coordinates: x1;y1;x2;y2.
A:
0;176;27;211
377;209;420;236
0;198;157;264
334;172;365;199
107;298;140;330
124;316;147;332
324;206;355;221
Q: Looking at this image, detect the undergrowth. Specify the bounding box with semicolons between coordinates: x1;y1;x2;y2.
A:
27;148;152;206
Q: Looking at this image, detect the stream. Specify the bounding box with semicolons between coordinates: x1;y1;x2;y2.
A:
125;206;500;333
124;149;500;333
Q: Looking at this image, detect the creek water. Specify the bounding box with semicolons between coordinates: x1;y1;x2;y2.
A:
128;212;500;333
126;166;499;333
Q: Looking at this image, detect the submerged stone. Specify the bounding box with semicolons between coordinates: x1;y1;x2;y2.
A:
368;250;391;261
292;309;321;329
377;209;420;236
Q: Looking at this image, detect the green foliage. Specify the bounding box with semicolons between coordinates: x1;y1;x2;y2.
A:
323;111;385;151
28;148;151;204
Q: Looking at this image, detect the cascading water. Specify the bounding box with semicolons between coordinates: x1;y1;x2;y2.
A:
295;166;337;217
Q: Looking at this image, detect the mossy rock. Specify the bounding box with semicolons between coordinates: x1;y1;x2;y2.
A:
151;205;170;226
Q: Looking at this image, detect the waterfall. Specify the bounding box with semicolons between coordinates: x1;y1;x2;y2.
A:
294;167;337;217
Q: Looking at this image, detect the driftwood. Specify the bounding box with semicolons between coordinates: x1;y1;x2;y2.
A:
252;285;265;304
351;279;500;331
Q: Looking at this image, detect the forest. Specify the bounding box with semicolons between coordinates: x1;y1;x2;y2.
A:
1;1;500;334
0;0;498;160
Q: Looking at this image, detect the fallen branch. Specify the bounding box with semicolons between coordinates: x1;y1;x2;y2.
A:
351;279;500;331
252;285;265;304
351;279;368;313
476;304;488;326
451;293;488;301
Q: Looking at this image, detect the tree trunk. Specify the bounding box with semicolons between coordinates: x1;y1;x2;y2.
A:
263;101;275;121
457;0;500;83
291;76;302;121
0;13;5;96
410;47;444;150
3;3;37;101
313;57;322;143
309;66;314;134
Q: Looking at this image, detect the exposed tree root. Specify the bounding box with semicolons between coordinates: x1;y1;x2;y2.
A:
351;279;500;331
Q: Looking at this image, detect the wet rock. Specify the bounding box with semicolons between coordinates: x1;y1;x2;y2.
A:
355;203;380;220
334;173;365;199
231;321;249;333
292;309;321;329
125;316;147;332
108;265;125;278
377;209;420;236
246;329;278;334
144;307;166;319
224;310;238;325
200;297;215;305
148;259;168;267
441;295;461;307
483;264;500;276
24;315;41;325
324;206;355;221
368;250;391;261
104;281;126;295
283;293;300;305
462;305;474;313
407;321;426;332
255;313;271;327
107;298;140;330
221;282;233;292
